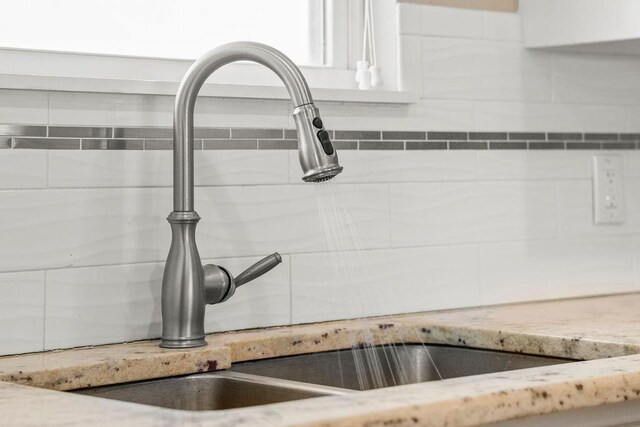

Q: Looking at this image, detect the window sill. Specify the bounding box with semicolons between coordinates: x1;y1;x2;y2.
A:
0;73;418;105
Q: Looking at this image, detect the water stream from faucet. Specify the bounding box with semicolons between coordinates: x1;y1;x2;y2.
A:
313;181;442;390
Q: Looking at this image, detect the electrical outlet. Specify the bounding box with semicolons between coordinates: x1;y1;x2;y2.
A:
592;155;624;224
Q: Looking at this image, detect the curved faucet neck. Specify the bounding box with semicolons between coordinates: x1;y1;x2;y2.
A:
173;42;315;212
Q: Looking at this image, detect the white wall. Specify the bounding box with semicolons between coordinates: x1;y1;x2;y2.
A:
398;3;640;132
2;3;640;356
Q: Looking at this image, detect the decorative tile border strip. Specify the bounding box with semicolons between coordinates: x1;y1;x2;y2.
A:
0;125;639;150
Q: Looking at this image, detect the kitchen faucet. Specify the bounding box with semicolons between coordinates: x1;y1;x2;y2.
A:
161;42;343;348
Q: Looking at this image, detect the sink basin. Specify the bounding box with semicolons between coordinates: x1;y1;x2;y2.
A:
73;371;349;411
230;344;573;391
73;345;573;411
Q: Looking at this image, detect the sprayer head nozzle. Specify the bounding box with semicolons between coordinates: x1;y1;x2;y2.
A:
303;165;344;183
294;104;343;183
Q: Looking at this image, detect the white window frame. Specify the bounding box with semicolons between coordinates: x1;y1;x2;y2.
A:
0;0;368;91
0;0;413;103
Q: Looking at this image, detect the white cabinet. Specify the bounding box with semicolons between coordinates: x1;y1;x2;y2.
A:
521;0;640;55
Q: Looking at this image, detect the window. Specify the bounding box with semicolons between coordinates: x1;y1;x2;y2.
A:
0;0;389;93
0;0;335;66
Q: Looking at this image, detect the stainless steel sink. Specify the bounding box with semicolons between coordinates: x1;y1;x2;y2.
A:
73;344;574;411
73;371;350;411
230;344;573;391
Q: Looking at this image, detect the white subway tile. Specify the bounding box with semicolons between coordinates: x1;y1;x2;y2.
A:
623;152;640;178
420;5;484;39
390;181;558;247
44;255;290;349
49;150;290;188
421;37;551;102
314;101;416;131
397;3;422;35
0;151;47;189
398;35;423;93
0;188;171;272
477;151;593;181
552;53;640;106
0;184;388;272
291;151;476;184
49;92;290;128
633;236;640;288
194;96;290;129
49;92;173;127
557;178;640;238
0;271;45;356
291;245;479;323
45;263;163;349
480;237;635;305
483;11;522;42
476;101;628;132
0;90;48;124
415;99;476;131
196;184;390;258
626;106;640;132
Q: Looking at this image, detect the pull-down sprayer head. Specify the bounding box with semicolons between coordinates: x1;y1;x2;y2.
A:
294;103;343;182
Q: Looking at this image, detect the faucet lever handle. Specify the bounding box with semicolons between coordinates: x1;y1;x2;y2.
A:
235;252;282;287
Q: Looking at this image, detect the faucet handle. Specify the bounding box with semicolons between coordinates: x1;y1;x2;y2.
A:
203;252;282;305
235;252;282;287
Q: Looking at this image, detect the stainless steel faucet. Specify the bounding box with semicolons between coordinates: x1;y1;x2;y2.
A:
160;42;343;348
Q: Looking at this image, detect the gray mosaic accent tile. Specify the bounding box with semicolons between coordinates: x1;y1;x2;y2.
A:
14;138;79;149
82;139;143;150
0;125;46;137
406;141;447;150
284;129;297;139
450;141;488;150
114;127;171;139
469;132;507;140
332;140;358;150
529;141;565;149
194;128;230;139
145;139;203;150
620;133;640;141
203;139;256;150
489;141;528;149
585;133;617;141
566;142;601;150
508;132;545;140
602;142;636;150
232;128;283;139
3;124;640;152
335;130;381;140
547;132;582;140
382;131;426;140
258;139;297;149
359;140;404;150
427;132;466;140
50;126;112;138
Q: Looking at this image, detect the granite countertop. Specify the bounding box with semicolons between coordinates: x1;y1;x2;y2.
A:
3;293;640;426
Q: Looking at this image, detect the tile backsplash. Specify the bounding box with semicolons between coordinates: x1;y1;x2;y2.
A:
4;2;640;356
1;126;639;355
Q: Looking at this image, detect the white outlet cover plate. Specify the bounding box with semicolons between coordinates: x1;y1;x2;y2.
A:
593;155;624;224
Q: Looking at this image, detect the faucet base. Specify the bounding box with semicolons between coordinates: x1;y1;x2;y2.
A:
159;337;207;349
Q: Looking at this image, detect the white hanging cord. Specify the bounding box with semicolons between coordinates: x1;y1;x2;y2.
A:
368;0;376;66
362;0;370;63
367;0;383;88
356;0;373;89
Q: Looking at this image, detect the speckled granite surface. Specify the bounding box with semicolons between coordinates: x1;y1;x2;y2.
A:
3;293;640;426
